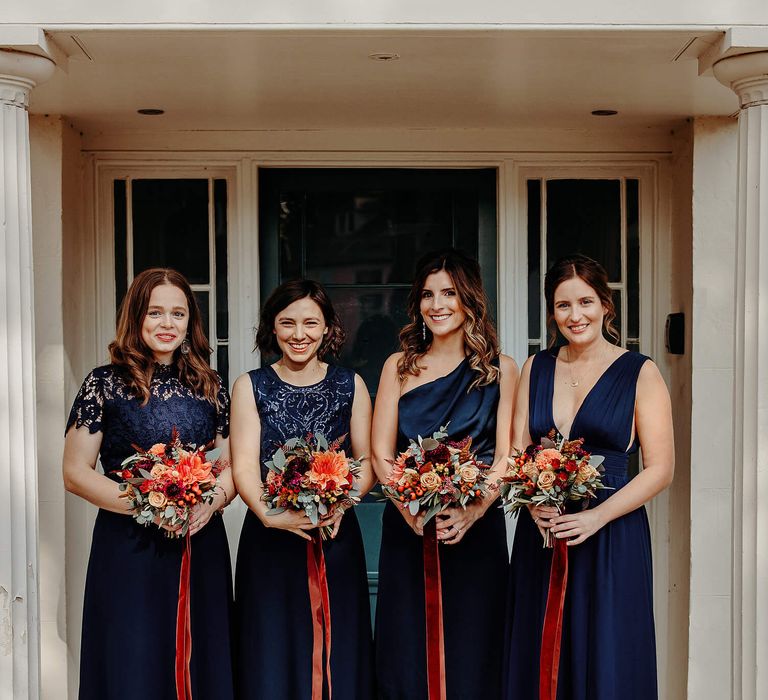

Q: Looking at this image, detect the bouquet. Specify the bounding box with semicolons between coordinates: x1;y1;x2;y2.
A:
262;433;362;539
499;429;610;546
381;424;491;524
117;427;224;537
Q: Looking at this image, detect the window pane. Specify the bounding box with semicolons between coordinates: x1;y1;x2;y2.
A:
194;291;210;345
217;345;229;388
611;289;623;345
528;342;541;356
546;180;622;281
626;179;640;340
527;179;541;340
328;286;410;395
114;180;128;308
132;179;210;283
214;179;229;341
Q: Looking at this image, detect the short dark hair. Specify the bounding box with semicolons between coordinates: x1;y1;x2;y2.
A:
544;254;620;347
255;279;346;359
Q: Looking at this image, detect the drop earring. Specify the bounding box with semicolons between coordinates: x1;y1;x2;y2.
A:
180;337;190;355
422;322;426;341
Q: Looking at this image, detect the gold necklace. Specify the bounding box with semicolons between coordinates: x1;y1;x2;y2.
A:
562;345;608;389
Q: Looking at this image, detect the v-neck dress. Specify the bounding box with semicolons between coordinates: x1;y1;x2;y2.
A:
502;348;657;700
375;358;509;699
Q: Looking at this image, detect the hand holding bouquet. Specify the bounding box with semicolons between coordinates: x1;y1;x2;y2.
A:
117;427;225;537
499;429;610;546
261;433;362;539
381;424;491;525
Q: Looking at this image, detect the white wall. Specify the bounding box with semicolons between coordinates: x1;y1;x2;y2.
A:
689;115;738;700
1;0;767;25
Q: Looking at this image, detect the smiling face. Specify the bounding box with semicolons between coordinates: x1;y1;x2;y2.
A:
419;269;467;340
552;275;608;347
273;296;328;367
140;283;189;364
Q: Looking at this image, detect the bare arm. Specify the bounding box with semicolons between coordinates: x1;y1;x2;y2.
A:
63;427;131;514
511;355;534;452
188;433;235;536
230;372;315;540
350;373;375;496
371;353;422;534
550;360;675;545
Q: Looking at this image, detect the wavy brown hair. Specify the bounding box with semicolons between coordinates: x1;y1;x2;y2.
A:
109;268;221;406
398;249;500;389
544;254;620;348
255;279;345;359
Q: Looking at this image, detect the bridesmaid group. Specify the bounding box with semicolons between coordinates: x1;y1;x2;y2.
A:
64;250;674;700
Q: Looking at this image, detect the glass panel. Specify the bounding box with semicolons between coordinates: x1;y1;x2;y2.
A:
626;179;640;340
217;345;229;388
132;179;210;283
527;179;542;340
610;289;623;345
114;180;128;308
546;180;622;281
214;179;229;341
528;342;541;356
193;291;210;345
327;286;410;395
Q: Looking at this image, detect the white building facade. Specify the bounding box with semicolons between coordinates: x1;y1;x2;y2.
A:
1;3;767;699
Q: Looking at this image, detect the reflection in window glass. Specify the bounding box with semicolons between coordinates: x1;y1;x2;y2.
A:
546;180;622;281
132;179;210;284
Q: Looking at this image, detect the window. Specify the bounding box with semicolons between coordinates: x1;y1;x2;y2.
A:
527;178;640;355
113;177;229;384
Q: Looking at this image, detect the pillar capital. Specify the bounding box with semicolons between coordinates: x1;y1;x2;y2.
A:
0;48;55;107
713;51;768;109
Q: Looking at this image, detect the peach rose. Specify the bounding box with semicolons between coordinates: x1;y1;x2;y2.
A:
522;461;540;480
574;463;597;486
149;443;167;456
419;471;442;490
535;448;562;471
458;465;480;484
148;491;167;508
150;464;169;479
537;470;556;489
306;450;350;491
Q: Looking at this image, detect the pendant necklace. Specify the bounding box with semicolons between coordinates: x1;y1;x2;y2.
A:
563;345;607;389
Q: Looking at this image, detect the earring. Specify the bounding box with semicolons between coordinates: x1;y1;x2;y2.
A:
422;322;426;341
180;338;190;355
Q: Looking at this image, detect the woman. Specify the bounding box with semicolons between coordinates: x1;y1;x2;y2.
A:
503;255;674;700
63;268;236;700
231;279;376;699
372;249;518;699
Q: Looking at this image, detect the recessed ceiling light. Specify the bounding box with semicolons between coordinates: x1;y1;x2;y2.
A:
369;52;400;61
137;108;165;116
591;109;618;116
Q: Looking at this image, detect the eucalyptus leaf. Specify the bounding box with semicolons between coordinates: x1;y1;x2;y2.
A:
541;437;556;450
318;502;328;516
408;500;421;516
139;468;153;479
205;447;222;462
421;438;439;452
316;434;329;451
272;449;286;469
589;455;605;467
284;437;300;449
423;502;442;524
164;505;176;519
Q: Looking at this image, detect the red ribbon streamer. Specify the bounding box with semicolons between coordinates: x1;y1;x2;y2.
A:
539;536;569;700
307;534;333;700
423;520;447;700
175;532;193;700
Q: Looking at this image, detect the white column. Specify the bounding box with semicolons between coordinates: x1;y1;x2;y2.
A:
0;49;55;700
713;51;768;700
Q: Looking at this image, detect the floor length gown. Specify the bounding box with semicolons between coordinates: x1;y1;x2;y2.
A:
234;365;375;700
375;358;509;700
503;348;657;700
67;363;234;700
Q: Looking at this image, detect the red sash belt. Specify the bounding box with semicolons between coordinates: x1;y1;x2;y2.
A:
539;536;569;700
175;533;193;700
423;520;447;700
307;534;333;700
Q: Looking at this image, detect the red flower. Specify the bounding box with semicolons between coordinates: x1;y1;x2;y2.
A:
565;459;578;472
139;480;152;494
121;469;133;480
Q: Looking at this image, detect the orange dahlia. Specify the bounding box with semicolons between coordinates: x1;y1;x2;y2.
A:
306;450;351;490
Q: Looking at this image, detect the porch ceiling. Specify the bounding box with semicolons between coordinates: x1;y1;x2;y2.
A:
29;29;738;134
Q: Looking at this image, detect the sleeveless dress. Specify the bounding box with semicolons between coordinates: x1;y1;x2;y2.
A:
375;357;509;700
234;364;375;700
503;349;657;700
66;363;234;700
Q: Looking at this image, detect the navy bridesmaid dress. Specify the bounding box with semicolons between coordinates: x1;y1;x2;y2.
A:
375;358;509;700
234;365;375;699
67;363;234;700
503;348;657;700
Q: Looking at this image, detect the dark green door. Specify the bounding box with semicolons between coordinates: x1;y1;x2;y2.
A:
258;167;498;615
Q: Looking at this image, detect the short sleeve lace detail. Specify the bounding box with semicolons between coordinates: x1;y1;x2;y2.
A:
66;367;108;434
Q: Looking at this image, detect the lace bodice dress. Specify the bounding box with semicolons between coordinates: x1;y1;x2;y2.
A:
234;365;375;700
67;363;234;700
